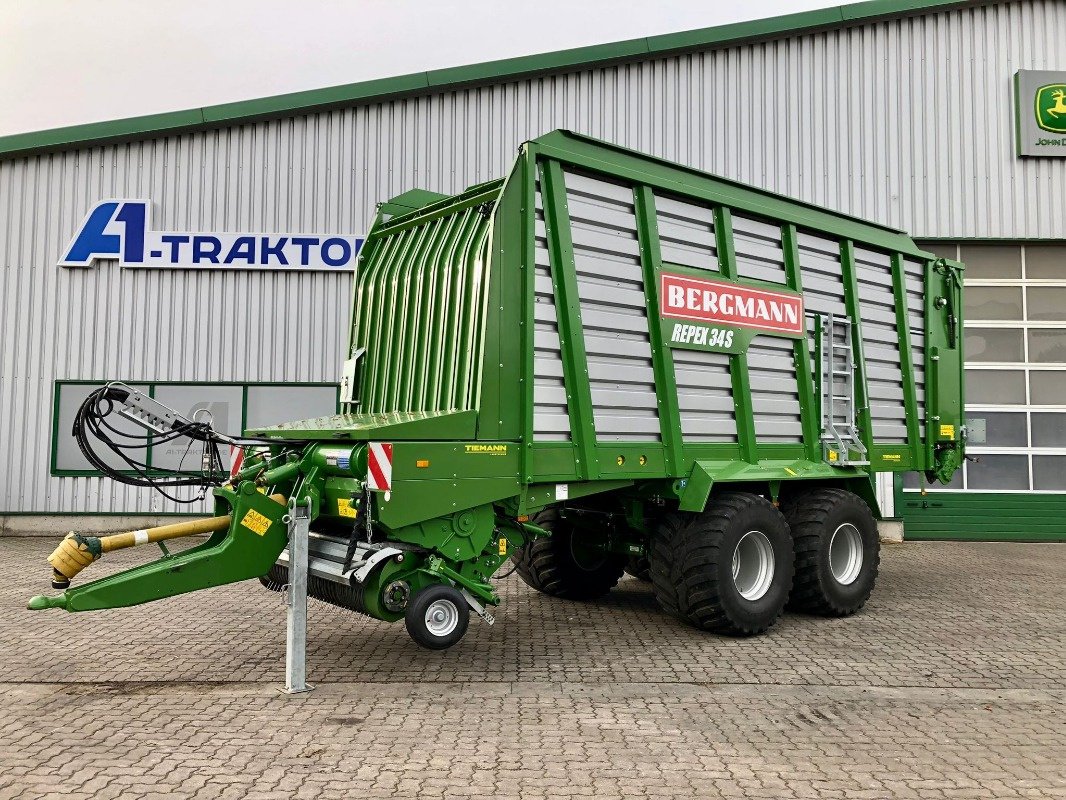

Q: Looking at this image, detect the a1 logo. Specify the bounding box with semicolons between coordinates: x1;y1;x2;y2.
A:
61;200;148;266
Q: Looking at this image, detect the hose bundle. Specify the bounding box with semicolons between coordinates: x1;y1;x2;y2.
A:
73;385;229;503
72;384;306;503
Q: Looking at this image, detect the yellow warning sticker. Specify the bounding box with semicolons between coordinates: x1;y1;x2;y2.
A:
828;450;839;463
939;424;955;439
240;509;272;536
882;454;902;462
337;498;358;519
498;537;508;556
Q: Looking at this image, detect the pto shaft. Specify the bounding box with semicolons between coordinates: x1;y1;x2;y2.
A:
47;516;232;589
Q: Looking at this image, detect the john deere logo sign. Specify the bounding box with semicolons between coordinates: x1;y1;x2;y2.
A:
1016;70;1066;157
1035;84;1066;134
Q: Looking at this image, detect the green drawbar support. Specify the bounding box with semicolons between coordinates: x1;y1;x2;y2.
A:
29;486;289;612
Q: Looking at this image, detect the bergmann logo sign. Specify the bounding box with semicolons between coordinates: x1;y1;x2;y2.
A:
60;199;363;270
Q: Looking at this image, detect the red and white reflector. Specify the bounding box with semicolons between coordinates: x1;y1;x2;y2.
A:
229;445;245;479
367;442;393;492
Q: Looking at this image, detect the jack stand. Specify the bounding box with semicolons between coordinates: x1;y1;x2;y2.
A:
282;500;314;694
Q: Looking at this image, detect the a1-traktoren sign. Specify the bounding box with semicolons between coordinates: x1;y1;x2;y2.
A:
60;199;363;270
659;271;804;354
1016;70;1066;157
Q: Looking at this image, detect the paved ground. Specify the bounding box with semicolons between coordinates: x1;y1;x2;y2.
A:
0;537;1063;799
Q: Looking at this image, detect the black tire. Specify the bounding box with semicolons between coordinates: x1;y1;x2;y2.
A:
649;512;686;617
652;493;794;636
512;508;626;600
784;489;880;616
404;585;470;650
625;554;651;582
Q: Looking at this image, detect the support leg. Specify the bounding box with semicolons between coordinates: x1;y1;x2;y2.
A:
283;501;313;694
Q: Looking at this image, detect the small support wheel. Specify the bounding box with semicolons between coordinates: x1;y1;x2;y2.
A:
404;585;470;650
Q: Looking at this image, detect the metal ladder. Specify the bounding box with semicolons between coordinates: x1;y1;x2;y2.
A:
816;313;868;466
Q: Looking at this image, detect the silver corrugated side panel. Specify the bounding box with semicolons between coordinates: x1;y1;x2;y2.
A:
654;193;719;271
532;177;571;442
903;258;928;439
733;214;803;443
854;246;909;444
674;349;738;443
1;1;1062;511
564;170;661;443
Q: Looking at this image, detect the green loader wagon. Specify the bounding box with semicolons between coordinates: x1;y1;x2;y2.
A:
30;130;965;650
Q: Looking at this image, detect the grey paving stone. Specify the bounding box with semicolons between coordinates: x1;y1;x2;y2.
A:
0;538;1063;798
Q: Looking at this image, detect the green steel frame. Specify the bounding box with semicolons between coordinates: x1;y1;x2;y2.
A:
321;128;964;501
514;131;961;497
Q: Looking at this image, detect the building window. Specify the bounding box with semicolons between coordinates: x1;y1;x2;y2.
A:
904;241;1066;493
51;382;340;476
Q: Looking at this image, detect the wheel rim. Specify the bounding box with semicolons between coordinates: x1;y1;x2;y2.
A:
829;523;864;585
424;599;459;637
732;530;775;601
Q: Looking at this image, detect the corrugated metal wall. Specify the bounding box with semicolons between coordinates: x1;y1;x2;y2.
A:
1;0;1063;514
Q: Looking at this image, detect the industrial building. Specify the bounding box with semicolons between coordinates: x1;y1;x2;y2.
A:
0;0;1063;539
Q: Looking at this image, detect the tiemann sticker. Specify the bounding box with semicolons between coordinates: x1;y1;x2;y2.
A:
464;444;508;455
659;272;804;354
240;509;272;536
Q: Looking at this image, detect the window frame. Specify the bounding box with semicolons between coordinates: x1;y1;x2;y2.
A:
904;241;1066;494
50;380;342;478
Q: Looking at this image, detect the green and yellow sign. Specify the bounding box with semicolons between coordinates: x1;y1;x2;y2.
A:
1016;70;1066;157
1035;83;1066;134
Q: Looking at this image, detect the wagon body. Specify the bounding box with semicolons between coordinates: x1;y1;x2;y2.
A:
288;129;964;519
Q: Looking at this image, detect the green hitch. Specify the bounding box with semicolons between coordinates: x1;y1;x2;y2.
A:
26;486;290;613
27;595;68;611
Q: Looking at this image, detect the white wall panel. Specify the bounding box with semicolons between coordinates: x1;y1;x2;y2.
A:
0;0;1063;513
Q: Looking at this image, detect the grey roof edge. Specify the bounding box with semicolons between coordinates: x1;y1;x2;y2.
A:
0;0;1002;160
